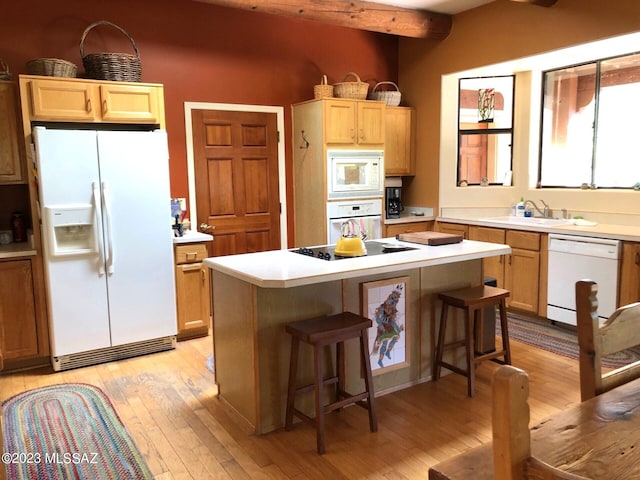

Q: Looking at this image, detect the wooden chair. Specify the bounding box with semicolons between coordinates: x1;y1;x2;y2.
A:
492;365;590;480
284;311;377;454
434;284;511;397
575;280;640;401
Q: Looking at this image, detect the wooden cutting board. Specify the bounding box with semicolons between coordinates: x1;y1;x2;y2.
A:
396;231;463;246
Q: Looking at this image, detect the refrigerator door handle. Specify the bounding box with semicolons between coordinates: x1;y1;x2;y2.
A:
93;182;106;276
102;181;115;275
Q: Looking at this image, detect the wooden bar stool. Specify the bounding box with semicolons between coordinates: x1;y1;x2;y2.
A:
433;284;511;397
285;311;378;454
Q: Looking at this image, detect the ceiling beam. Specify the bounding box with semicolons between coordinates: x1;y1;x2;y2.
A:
193;0;452;39
509;0;558;6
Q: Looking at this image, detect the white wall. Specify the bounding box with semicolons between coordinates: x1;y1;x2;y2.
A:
438;33;640;226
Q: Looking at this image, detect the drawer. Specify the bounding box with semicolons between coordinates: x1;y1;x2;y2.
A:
174;243;208;264
506;230;540;251
385;221;432;237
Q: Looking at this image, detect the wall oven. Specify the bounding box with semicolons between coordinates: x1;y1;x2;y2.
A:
327;200;382;244
327;149;384;200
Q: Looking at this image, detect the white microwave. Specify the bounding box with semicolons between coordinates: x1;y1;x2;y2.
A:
327;149;384;199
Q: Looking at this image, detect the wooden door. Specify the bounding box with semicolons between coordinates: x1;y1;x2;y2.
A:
192;109;281;257
459;123;488;184
619;242;640;306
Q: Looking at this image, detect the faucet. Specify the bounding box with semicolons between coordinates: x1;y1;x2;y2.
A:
523;199;551;218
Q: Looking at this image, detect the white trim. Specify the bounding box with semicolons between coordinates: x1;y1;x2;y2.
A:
184;101;288;249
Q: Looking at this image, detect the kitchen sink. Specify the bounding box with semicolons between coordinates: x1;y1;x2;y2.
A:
480;216;573;227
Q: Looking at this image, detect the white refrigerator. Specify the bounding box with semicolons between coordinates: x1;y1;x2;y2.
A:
33;126;177;371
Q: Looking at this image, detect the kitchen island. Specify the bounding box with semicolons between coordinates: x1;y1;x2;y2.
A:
204;238;510;434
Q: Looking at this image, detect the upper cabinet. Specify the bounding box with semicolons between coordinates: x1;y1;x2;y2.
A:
384;106;415;176
323;98;385;146
0;80;25;183
21;75;165;125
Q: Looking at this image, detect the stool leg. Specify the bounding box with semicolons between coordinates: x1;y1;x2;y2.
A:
498;299;512;365
434;301;449;380
360;328;378;433
314;343;326;454
466;308;475;397
337;340;345;404
285;336;300;431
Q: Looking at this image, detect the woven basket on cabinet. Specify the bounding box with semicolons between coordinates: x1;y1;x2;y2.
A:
369;81;401;106
313;75;334;99
80;20;141;82
26;58;77;78
333;72;369;100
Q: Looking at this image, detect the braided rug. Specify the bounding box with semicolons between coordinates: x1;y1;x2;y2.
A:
2;383;152;479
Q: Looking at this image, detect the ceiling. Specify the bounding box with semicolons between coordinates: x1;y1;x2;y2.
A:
365;0;495;14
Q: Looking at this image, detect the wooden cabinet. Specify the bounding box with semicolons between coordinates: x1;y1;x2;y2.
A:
22;75;164;124
174;243;210;340
0;80;25;183
384;106;415;176
324;98;385;146
468;226;543;314
0;259;39;370
468;226;506;287
435;222;468;238
384;220;433;238
504;230;541;314
619;241;640;306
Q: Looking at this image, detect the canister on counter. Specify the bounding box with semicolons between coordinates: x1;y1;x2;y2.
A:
11;211;27;242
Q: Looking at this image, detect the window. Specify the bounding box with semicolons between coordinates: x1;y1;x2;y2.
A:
539;52;640;188
457;76;514;186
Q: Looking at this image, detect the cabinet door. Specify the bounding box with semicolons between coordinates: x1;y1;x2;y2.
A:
505;248;540;313
100;84;160;123
384;107;415;175
0;260;39;367
357;101;385;145
28;78;97;121
0;81;24;183
619;242;640;306
175;263;210;339
469;226;506;287
324;100;356;144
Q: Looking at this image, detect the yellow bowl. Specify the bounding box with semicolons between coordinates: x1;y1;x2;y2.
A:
334;236;366;257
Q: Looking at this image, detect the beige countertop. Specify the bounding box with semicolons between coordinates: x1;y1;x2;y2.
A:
204;237;510;288
172;230;213;244
438;216;640;242
0;242;37;259
384;206;435;225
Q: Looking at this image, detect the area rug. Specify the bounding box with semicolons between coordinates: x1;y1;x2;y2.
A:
2;383;152;480
498;311;640;368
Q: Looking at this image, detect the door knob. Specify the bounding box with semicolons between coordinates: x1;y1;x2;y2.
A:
200;223;215;232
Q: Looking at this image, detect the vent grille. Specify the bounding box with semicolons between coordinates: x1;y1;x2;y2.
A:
52;336;176;371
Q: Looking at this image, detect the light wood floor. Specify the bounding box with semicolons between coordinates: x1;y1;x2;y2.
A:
0;333;580;479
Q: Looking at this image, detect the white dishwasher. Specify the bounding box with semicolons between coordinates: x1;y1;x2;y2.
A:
547;234;620;326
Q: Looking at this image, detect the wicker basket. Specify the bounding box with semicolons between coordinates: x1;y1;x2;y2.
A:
334;72;369;100
80;20;141;82
369;81;401;106
0;59;10;80
26;58;77;78
313;75;333;99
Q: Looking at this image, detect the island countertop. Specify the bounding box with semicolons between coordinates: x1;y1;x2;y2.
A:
203;238;511;288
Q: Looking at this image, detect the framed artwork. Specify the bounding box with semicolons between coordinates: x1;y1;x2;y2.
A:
361;276;410;375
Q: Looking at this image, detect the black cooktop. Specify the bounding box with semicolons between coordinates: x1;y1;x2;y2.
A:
293;240;418;261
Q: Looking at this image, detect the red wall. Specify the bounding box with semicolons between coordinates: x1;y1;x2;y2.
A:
1;0;398;244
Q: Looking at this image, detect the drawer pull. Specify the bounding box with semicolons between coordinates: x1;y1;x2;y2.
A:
181;264;201;272
186;252;198;260
86;98;92;113
635;252;640;266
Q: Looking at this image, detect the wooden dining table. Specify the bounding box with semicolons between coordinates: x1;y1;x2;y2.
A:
429;375;640;479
